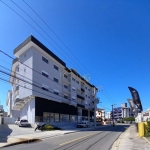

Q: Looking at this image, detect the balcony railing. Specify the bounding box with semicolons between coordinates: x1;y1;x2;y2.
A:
62;87;71;93
63;77;71;83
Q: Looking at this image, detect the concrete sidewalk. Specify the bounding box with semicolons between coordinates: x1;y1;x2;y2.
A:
111;124;150;150
0;125;107;148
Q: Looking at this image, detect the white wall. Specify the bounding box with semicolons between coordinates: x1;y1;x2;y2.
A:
20;98;35;123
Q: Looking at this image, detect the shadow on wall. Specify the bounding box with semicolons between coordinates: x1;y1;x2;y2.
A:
0;125;12;143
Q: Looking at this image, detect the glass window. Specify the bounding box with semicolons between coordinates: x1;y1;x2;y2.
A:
64;85;68;89
54;65;59;70
42;86;49;91
64;95;68;99
70;115;77;122
76;80;79;84
50;113;54;122
42;71;49;78
42;56;49;64
60;114;69;122
54;91;59;95
43;112;50;122
54;77;59;83
72;77;75;81
55;113;59;122
64;74;68;78
72;87;76;92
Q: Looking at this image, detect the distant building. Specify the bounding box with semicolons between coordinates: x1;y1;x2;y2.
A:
96;108;105;121
142;108;150;122
106;112;111;119
111;103;133;121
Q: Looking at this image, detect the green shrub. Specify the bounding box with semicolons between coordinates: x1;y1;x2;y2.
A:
145;120;150;137
43;124;61;131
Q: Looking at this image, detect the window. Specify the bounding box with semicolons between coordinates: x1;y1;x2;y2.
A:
54;77;59;83
72;87;76;92
88;89;90;91
24;54;26;57
54;65;59;70
85;87;87;89
88;96;90;98
64;95;68;99
76;80;79;84
72;96;76;101
54;89;59;95
42;56;49;64
42;71;49;78
42;85;49;91
17;67;19;72
54;91;59;95
64;74;68;78
24;68;26;72
86;95;87;97
64;85;68;89
72;77;75;81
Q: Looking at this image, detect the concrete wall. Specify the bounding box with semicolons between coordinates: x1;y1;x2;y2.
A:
20;98;35;123
4;117;16;124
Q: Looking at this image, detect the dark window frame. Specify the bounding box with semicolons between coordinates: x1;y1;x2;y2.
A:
42;56;49;64
54;65;59;71
54;77;59;83
42;71;49;78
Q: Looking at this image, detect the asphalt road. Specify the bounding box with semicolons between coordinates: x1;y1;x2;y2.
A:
3;125;129;150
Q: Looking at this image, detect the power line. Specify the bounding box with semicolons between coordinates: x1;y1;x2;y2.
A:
22;0;116;104
1;0;115;104
0;64;112;111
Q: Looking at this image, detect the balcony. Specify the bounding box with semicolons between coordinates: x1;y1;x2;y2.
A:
81;88;85;92
63;76;71;84
77;104;85;109
62;97;70;104
76;91;85;100
62;87;70;94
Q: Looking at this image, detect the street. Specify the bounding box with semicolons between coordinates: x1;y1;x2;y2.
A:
2;125;129;150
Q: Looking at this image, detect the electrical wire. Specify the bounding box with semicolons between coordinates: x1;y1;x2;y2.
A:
0;0;115;105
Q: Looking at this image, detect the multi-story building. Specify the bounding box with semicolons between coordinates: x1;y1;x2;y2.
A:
111;103;132;121
7;35;99;125
96;108;105;121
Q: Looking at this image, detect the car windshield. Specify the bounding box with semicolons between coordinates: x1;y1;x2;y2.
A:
21;120;28;122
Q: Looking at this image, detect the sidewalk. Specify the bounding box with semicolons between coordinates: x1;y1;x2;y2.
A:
111;124;150;150
0;125;107;148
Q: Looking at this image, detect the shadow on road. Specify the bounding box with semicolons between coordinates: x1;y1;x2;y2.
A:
0;125;12;143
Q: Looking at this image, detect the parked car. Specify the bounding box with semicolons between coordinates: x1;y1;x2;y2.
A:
15;118;20;125
77;121;89;128
18;119;30;127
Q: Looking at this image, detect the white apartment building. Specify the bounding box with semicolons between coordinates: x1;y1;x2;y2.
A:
7;35;99;124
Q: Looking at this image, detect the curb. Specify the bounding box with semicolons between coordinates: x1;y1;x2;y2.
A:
0;125;109;148
143;137;150;145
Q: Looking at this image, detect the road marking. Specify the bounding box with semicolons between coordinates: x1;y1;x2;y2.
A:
59;133;97;146
143;137;150;145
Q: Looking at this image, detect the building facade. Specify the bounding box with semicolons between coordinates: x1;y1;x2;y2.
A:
111;103;132;121
96;108;105;121
7;35;99;124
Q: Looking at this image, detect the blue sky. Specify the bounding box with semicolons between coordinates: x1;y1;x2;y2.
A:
0;0;150;112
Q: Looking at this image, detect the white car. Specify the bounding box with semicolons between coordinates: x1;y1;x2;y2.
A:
77;121;89;128
18;119;30;127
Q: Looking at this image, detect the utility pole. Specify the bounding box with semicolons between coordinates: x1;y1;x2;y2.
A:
111;104;115;126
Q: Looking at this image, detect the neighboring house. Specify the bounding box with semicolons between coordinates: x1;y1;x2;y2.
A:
96;108;105;121
142;108;150;122
7;35;99;124
6;90;20;118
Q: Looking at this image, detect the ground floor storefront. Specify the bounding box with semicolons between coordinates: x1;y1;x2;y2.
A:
19;97;94;124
